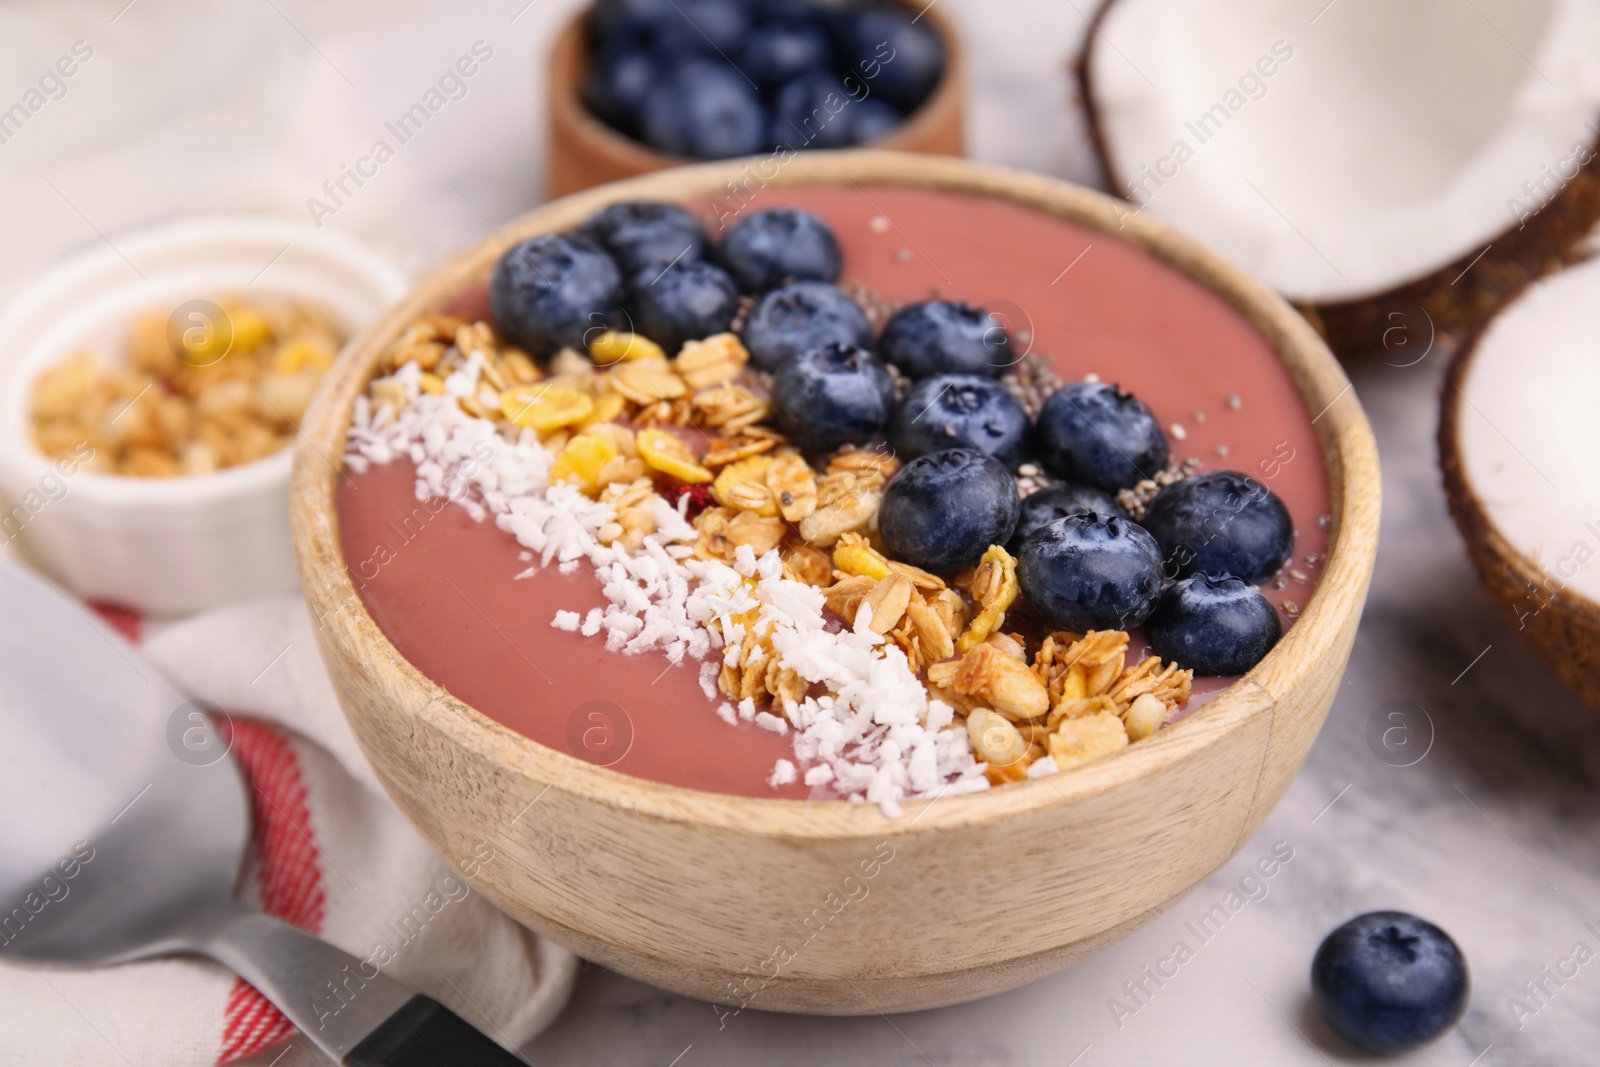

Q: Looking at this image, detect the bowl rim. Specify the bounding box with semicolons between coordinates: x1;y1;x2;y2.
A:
292;150;1380;839
546;0;966;172
0;216;407;508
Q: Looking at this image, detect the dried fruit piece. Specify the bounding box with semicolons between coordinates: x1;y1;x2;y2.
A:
589;329;665;365
674;332;749;389
1047;710;1129;770
637;427;713;483
578;389;627;427
500;384;593;432
549;432;620;495
712;454;777;517
955;544;1020;653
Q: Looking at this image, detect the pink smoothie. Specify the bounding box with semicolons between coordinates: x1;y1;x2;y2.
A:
338;185;1330;799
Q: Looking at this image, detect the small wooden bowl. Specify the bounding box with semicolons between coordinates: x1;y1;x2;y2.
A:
293;152;1380;1014
546;4;965;198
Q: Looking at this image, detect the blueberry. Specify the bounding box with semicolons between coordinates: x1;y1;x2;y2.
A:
770;342;894;454
720;207;841;291
1034;381;1168;491
639;60;767;160
741;281;871;372
879;300;1011;379
652;0;752;54
889;374;1030;469
879;449;1020;573
625;259;738;353
1017;513;1163;631
849;98;902;143
834;8;944;113
581;45;661;136
1312;912;1469;1055
1141;471;1293;584
581;201;710;279
771;70;859;150
739;20;831;90
489;234;622;360
588;0;678;43
1008;483;1128;551
1145;575;1281;676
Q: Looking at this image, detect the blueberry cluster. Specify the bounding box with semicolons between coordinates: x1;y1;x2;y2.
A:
582;0;945;160
488;199;1297;675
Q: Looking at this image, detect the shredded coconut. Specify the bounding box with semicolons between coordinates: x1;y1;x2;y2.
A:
346;364;986;816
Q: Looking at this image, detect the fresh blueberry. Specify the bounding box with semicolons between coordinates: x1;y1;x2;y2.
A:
582;201;710;277
849;98;903;143
588;0;678;43
1017;513;1163;631
879;300;1011;379
651;0;752;54
771;70;859;150
1141;471;1293;584
1312;911;1469;1055
879;449;1020;573
888;374;1030;469
581;45;662;136
720;207;841;291
1008;484;1128;551
625;259;738;353
739;20;831;90
741;281;871;372
639;60;767;160
1145;575;1281;676
833;8;944;113
770;342;895;454
1034;381;1168;491
489;233;622;360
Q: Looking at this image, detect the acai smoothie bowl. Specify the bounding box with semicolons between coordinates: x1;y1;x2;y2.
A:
293;152;1379;1013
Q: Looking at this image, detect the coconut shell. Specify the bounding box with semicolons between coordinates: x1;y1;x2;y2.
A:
1074;0;1600;362
1439;311;1600;712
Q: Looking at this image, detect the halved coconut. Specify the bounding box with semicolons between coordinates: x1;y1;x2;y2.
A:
1440;246;1600;709
1078;0;1600;357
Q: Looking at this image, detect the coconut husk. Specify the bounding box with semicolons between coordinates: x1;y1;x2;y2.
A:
1073;0;1600;363
1439;301;1600;712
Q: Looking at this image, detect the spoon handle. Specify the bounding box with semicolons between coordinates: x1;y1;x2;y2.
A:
205;909;526;1064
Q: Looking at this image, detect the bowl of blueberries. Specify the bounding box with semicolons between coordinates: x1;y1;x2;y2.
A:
548;0;963;196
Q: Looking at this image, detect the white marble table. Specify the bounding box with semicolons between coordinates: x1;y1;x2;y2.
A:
3;2;1596;1063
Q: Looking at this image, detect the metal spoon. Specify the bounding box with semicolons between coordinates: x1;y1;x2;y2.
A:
0;562;525;1065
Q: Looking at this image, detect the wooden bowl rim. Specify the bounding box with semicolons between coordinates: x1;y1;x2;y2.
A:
293;150;1380;840
545;1;967;173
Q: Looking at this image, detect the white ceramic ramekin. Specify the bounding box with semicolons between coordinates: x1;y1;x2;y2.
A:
0;219;406;615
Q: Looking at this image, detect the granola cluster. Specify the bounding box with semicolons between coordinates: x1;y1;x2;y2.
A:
367;315;1195;786
30;295;342;477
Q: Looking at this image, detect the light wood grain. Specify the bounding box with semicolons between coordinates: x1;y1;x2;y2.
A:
545;4;966;198
291;151;1381;1014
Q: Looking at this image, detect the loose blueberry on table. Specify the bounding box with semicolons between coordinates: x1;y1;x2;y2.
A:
352;196;1313;807
1312;911;1469;1055
581;0;946;160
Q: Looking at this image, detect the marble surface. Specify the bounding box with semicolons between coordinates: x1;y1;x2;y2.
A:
3;2;1598;1063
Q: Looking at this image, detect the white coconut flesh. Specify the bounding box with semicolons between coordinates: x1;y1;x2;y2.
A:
1087;0;1600;304
1456;252;1600;604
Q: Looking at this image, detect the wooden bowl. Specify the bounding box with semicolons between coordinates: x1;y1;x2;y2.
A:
546;4;966;198
292;151;1380;1014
